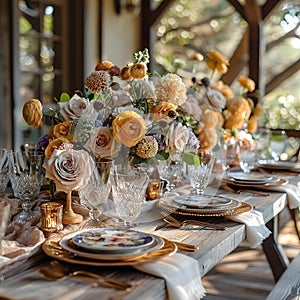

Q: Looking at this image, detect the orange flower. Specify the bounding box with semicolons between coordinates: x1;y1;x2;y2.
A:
247;116;258;133
95;60;114;71
49;120;73;140
152;101;178;122
238;76;255;92
206;51;229;74
198;128;218;151
112;110;146;147
44;137;71;159
130;63;147;79
120;66;133;81
22;99;43;128
212;81;234;99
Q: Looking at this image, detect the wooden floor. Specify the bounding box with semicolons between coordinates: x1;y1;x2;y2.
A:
202;211;300;299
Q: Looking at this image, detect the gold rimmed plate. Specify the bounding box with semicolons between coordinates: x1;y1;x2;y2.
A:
59;233;164;261
42;238;177;267
158;198;252;217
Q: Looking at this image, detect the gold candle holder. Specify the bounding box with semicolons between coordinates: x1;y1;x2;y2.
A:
146;179;164;200
40;202;63;236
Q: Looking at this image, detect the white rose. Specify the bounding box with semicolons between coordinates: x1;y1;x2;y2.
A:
43;149;94;192
59;94;97;120
165;122;189;153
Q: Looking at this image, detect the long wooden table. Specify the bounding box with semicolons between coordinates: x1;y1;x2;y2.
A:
0;174;298;300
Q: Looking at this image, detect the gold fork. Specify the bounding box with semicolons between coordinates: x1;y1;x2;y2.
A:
162;212;227;231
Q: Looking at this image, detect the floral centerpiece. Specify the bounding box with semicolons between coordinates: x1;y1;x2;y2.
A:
180;50;264;153
22;49;200;217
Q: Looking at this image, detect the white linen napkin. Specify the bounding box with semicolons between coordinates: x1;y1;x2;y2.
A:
259;182;300;209
134;252;206;300
227;209;271;248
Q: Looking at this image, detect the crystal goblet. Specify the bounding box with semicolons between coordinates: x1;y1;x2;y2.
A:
8;151;44;223
79;158;114;229
185;151;216;195
111;167;149;227
0;148;12;196
157;152;182;196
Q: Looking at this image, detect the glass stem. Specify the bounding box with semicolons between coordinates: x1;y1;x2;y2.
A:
89;208;100;220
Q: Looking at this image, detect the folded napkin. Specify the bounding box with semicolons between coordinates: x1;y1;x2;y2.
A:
135;252;206;300
228;209;271;248
259;182;300;209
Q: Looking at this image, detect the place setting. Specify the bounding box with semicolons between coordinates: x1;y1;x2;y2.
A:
42;227;177;267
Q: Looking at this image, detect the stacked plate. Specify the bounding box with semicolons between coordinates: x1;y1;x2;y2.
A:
59;228;165;261
158;194;251;217
257;160;300;173
224;171;285;186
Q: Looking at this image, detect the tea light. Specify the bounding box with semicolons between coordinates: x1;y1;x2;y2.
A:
40;202;63;236
146;179;164;200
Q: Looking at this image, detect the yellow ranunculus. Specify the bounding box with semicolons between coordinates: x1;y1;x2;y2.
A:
112;110;146;148
22;99;43;128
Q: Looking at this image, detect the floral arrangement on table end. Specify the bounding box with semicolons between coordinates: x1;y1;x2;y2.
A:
181;50;264;153
22;49;200;209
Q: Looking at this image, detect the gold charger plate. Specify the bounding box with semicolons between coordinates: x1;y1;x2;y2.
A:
158;199;252;217
42;237;177;267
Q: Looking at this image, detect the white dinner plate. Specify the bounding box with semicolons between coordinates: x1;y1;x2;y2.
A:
71;228;155;253
159;195;241;214
59;232;164;261
228;172;274;183
173;194;232;208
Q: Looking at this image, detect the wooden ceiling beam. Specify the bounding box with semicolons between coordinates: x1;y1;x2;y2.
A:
262;0;285;20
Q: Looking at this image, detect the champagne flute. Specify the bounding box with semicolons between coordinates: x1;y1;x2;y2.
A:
8;150;44;223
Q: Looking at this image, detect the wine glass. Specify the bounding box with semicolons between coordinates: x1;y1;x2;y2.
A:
111;166;149;227
79;158;114;229
157;152;182;196
185;151;216;195
0;148;12;196
8;151;44;223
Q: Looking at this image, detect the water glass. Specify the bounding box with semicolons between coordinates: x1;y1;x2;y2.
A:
185;151;215;194
238;143;257;173
111;167;149;227
268;130;288;161
0;200;10;255
0;148;12;196
157;152;182;196
8;151;44;223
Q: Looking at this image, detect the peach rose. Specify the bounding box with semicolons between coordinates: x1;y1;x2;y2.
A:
112;110;147;147
59;94;97;120
43;149;94;193
84;127;122;158
22;99;43;128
